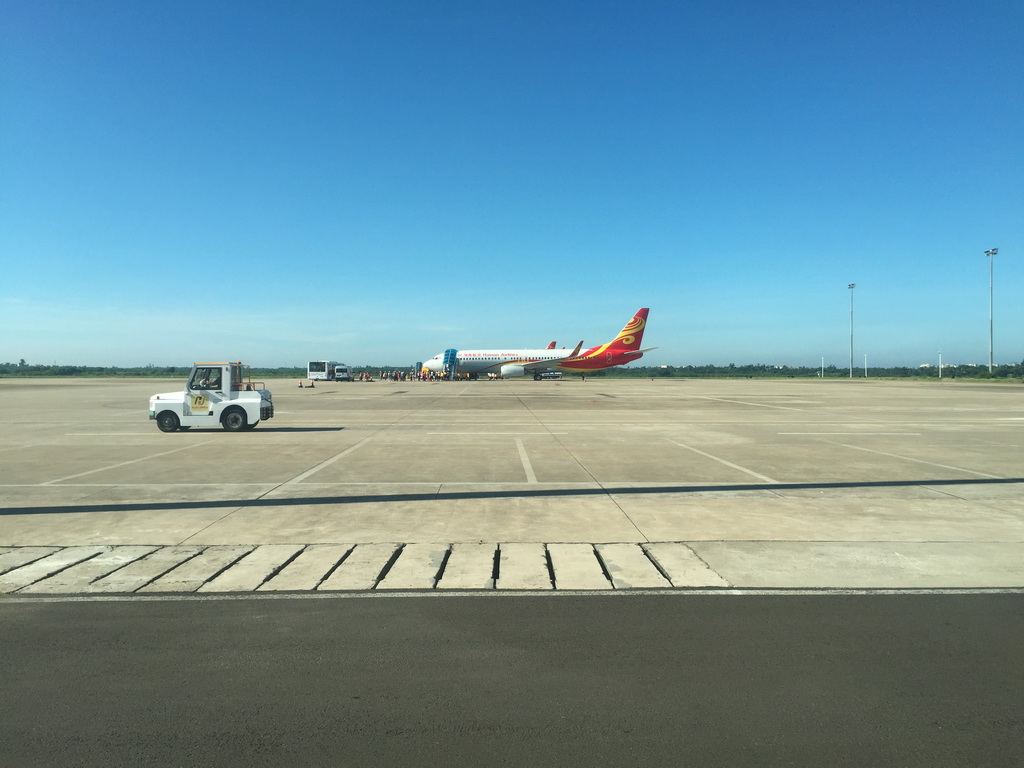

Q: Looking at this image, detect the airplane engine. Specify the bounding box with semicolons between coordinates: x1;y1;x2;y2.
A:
500;364;526;378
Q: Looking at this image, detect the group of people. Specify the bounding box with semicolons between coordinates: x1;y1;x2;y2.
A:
375;370;413;382
302;369;479;383
376;370;460;382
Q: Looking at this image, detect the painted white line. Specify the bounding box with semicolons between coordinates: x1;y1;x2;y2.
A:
41;442;215;485
690;396;807;412
281;437;372;485
826;442;1005;479
779;432;920;436
516;438;538;484
9;587;1024;603
668;440;780;484
429;432;568;435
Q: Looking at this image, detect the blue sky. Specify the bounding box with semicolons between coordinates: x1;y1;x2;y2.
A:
2;0;1021;368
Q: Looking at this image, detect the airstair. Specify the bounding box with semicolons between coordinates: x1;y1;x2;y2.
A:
442;349;459;380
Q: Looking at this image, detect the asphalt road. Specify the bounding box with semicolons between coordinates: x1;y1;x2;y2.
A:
3;593;1022;767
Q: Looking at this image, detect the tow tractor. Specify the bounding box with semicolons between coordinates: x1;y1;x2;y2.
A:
149;361;274;432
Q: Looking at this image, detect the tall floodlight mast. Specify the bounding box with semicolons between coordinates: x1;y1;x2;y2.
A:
985;248;999;373
848;284;855;379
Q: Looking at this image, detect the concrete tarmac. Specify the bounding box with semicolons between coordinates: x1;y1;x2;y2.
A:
1;376;1023;592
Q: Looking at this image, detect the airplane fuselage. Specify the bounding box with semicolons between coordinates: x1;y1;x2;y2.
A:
421;308;652;379
421;349;582;377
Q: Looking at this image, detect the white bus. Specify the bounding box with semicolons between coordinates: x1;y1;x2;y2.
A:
307;361;355;381
307;360;338;381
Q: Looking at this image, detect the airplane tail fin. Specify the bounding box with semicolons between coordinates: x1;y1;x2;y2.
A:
606;308;649;351
546;341;556;349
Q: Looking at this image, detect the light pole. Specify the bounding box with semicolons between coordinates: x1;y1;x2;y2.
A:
985;248;998;373
848;283;855;379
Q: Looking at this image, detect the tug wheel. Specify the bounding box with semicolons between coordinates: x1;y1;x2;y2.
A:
156;411;180;433
221;408;247;432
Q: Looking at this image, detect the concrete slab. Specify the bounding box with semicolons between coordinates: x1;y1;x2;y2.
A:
642;542;730;587
18;546;159;594
496;543;551;590
0;546;106;593
692;541;1024;588
182;485;642;545
0;507;253;547
258;545;353;591
199;544;304;592
317;543;399;591
88;546;205;592
0;546;60;575
547;543;612;590
435;543;496;590
595;543;671;589
305;441;531;483
615;495;1024;543
138;546;253;593
377;543;449;590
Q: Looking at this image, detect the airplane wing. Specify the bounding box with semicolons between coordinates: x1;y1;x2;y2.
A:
519;341;584;371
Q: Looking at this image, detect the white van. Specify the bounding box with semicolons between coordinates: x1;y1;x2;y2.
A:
333;364;354;382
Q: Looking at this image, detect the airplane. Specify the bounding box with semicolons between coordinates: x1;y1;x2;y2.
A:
421;308;653;380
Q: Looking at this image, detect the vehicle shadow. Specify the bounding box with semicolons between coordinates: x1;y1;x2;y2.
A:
255;427;345;433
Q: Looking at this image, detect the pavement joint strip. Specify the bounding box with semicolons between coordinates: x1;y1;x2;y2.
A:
543;545;556;590
99;547;206;593
640;544;673;584
315;544;356;587
257;545;308;589
1;540;1024;594
591;544;614;586
375;544;406;588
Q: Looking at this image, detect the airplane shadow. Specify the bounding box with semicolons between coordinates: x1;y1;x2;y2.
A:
2;477;1022;516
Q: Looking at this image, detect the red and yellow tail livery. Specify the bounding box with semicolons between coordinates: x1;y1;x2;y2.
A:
558;308;651;372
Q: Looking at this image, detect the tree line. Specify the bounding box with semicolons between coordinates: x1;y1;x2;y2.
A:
3;360;1023;380
594;363;1024;380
